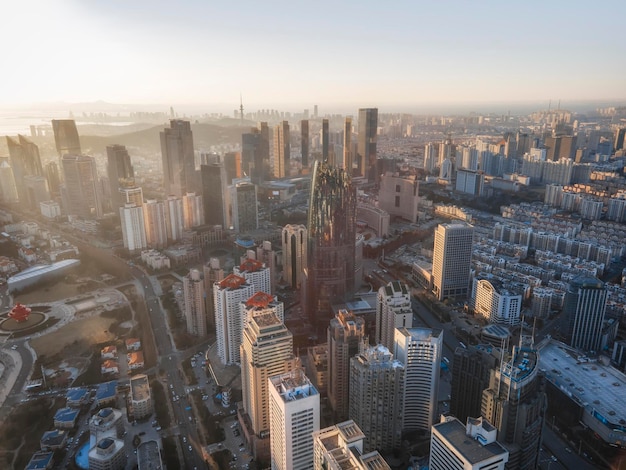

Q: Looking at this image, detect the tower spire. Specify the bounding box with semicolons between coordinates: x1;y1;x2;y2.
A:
239;94;244;126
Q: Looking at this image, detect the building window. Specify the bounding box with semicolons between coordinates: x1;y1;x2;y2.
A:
395;196;400;207
396;184;401;192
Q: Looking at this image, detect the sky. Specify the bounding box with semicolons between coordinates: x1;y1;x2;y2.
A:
2;0;626;113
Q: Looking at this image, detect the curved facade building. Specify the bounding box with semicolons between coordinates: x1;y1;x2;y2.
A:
305;161;356;331
7;259;80;293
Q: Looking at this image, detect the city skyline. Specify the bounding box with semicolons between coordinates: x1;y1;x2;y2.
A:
2;1;626;110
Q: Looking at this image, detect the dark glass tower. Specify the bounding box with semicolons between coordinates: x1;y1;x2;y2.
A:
481;339;546;470
6;135;43;205
160;120;198;196
321;118;329;162
450;344;501;424
357;108;378;181
305;160;356;332
52;119;81;158
200;163;227;227
562;276;607;353
106;144;134;212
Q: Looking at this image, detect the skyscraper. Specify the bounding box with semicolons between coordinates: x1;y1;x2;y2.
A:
241;310;296;460
395;327;442;433
0;161;18;203
229;179;258;232
305;161;356;331
321;119;329;162
450;344;501;424
376;281;412;352
256;241;277;295
23;175;50;211
562;276;607;353
342;117;352;173
301;120;309;168
200;163;228;227
357;108;378;181
6;135;43;205
282;224;307;289
142;199;168;249
214;274;255;365
52;119;81;158
257;122;271;182
349;343;404;453
242;129;260;178
61;154;102;219
327;310;365;423
313;420;391;470
119;203;147;253
223;151;242;184
472;277;522;325
269;368;320;470
44;161;61;197
273;121;290;178
106;145;134;212
432;223;474;301
481;340;546;470
430;416;509;470
614;127;626;152
183;268;207;336
160;120;197;196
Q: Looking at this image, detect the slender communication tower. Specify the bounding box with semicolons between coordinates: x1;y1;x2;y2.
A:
240;94;244;126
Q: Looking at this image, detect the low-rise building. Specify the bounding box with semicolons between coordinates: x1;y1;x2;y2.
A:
40;429;68;451
130;374;153;420
25;451;54;470
101;346;118;359
127;351;145;370
88;437;126;470
53;407;79;429
66;387;90;407
101;360;119;375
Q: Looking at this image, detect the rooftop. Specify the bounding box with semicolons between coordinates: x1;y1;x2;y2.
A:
245;291;274;308
25;451;54;470
218;273;247;290
95;381;117;401
271;369;318;402
239;258;264;272
130;374;150;402
54;407;79;423
539;340;626;430
137;440;162;470
66;387;89;403
434;417;508;464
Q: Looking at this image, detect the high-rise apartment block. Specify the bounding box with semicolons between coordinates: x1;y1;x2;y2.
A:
160;119;198;196
184;268;206;336
61;154;102;219
349;344;404;453
241;310;296;460
0;161;18;203
214;274;255;365
119;203;147;253
562;276;607;353
282;224;307;289
142;199;168;249
430;416;509;470
106;144;134;212
376;281;412;352
313;420;391;470
273;121;290;178
305;161;356;331
165;195;184;241
327;310;365;422
256;241;277;294
481;341;546;470
395;327;442;433
234;258;271;296
321;119;329;162
378;172;419;223
269;368;320;470
182;192;204;229
432;223;474;301
357;108;378;181
23;175;50;211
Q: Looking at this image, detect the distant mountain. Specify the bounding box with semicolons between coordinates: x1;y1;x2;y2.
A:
80;122;249;155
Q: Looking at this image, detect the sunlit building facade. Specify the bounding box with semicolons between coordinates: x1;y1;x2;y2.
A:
282;224;307;289
61;154;102;219
160;119;197;196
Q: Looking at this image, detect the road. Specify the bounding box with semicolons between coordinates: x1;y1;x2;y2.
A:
131;266;207;470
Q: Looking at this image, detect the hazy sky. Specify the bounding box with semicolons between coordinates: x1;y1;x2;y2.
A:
3;0;625;112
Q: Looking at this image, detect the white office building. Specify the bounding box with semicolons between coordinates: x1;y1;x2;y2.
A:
376;281;413;352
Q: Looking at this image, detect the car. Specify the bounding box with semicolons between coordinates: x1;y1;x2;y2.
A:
188;445;193;452
239;447;245;452
11;345;17;350
183;437;187;443
565;447;572;453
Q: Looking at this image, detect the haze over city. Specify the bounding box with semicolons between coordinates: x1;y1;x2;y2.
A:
3;0;626;112
2;2;626;470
